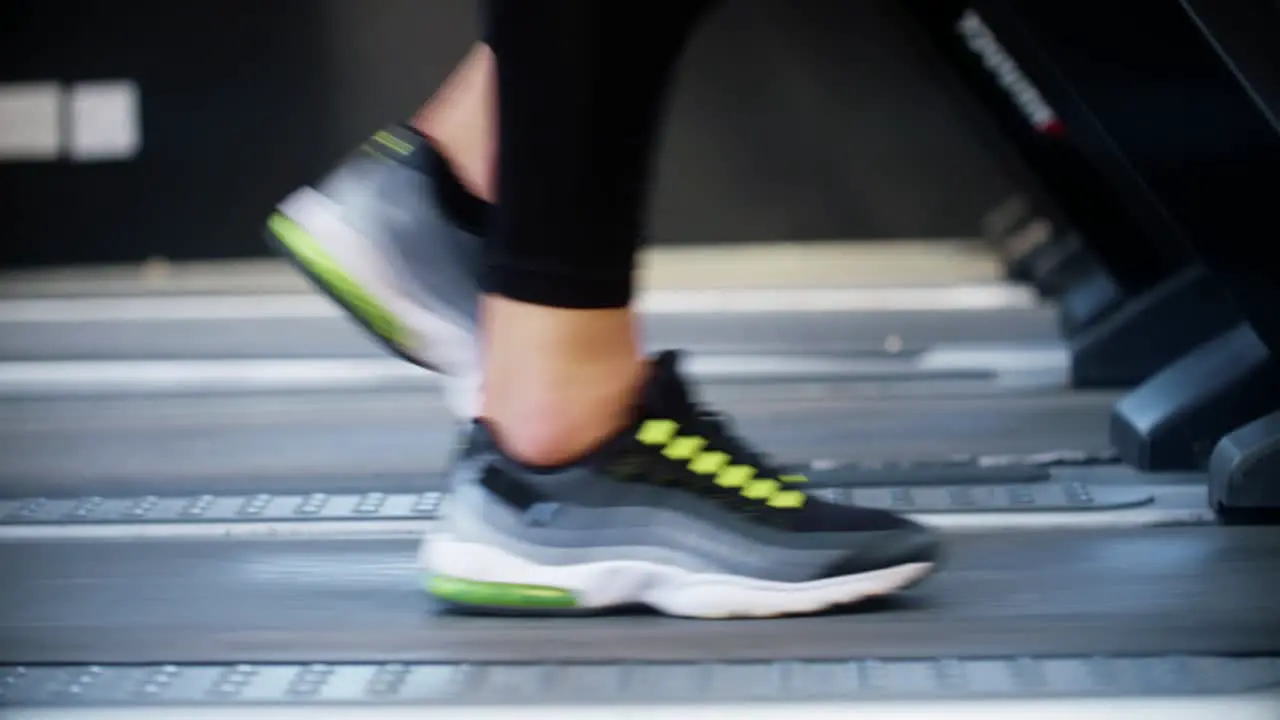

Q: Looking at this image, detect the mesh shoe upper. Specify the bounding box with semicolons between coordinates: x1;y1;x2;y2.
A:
449;351;941;582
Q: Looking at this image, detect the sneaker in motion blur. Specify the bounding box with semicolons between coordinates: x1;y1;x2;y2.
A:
421;350;941;618
265;124;484;417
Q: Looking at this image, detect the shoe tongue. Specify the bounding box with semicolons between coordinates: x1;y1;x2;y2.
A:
640;350;695;417
639;351;772;473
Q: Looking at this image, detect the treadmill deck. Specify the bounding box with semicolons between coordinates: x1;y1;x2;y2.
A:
3;292;1279;716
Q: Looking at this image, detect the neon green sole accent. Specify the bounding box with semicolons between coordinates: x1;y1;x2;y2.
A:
266;212;408;347
425;574;580;609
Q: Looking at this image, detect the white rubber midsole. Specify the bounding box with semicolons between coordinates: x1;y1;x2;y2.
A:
275;186;480;417
420;533;934;618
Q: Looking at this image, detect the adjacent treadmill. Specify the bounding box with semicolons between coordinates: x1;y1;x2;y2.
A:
901;0;1245;389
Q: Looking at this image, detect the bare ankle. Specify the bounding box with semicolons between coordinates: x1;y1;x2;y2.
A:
479;296;647;465
483;358;647;465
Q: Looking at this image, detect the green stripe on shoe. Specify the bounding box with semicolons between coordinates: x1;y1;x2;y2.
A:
266;212;408;347
425;574;580;609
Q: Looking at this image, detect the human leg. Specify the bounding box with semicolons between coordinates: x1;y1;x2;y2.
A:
478;0;713;464
423;0;942;619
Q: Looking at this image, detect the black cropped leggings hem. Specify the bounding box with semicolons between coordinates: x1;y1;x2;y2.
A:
480;0;715;309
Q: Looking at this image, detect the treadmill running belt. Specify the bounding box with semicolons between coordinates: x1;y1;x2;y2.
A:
3;527;1278;665
0;387;1116;497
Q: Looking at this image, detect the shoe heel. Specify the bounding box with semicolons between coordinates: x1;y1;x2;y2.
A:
264;211;411;352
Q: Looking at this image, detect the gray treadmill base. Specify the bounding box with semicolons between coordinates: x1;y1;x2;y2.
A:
2;656;1277;707
0;482;1151;527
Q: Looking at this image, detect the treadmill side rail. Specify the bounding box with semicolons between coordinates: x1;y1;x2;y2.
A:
1111;323;1280;471
1069;266;1239;389
1210;409;1280;515
1056;261;1126;338
1020;228;1095;299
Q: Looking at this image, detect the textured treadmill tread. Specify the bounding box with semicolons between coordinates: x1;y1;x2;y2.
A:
2;527;1279;665
0;480;1151;526
0;454;1128;500
2;656;1277;707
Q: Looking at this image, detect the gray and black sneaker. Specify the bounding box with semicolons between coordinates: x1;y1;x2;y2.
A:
421;351;941;618
265;124;484;418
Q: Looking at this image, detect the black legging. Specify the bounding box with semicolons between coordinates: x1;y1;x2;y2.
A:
483;0;717;309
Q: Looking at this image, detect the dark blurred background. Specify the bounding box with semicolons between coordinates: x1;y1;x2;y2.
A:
0;0;1019;268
